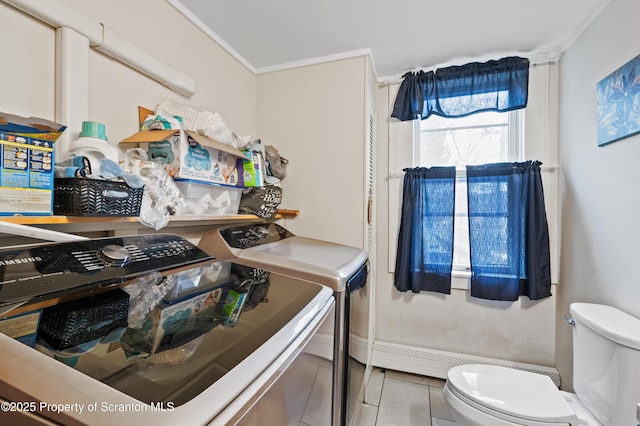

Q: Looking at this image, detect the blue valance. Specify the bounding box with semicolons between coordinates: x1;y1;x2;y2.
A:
391;56;530;121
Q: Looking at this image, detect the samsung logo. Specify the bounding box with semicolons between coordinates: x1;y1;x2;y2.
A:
0;256;42;267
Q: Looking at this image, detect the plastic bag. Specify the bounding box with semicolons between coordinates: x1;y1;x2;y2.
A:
122;148;186;230
155;99;251;148
265;145;288;179
140;114;183;131
238;185;282;218
123;272;177;329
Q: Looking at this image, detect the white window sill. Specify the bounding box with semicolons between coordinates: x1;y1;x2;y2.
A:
451;269;471;291
449;269;558;291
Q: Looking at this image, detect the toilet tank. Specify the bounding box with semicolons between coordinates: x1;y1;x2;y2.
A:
571;303;640;426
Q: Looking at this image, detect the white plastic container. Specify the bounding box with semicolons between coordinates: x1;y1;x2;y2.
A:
67;121;120;173
174;179;242;215
163;261;232;304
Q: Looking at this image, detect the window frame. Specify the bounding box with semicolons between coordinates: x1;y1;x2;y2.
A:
412;110;524;276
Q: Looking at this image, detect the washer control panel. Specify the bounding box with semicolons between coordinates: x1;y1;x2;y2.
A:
0;234;212;306
96;245;131;266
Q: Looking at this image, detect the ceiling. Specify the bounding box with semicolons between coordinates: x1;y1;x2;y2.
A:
170;0;609;80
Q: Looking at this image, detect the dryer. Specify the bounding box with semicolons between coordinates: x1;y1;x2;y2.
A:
198;223;369;426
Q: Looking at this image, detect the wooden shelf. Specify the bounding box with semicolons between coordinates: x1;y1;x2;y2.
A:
0;216;140;225
0;210;300;240
0;210;299;226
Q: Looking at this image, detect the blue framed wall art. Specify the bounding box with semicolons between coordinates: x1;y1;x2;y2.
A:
597;53;640;146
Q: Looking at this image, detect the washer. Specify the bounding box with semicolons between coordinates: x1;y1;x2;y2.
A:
198;223;369;426
0;233;334;425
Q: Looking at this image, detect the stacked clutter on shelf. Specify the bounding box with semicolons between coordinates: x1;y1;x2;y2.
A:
235;138;285;219
25;99;286;227
119;101;285;222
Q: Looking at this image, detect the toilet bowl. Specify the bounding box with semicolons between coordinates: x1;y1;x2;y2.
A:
443;364;599;426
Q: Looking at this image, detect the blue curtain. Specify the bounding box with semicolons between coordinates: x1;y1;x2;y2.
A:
391;56;530;121
466;161;551;301
394;167;456;294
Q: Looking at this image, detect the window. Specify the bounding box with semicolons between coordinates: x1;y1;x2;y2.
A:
388;62;558;288
413;110;523;273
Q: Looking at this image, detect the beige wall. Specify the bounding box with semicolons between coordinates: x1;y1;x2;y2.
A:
0;6;56;119
256;57;368;249
256;57;374;344
1;0;256;147
556;0;640;391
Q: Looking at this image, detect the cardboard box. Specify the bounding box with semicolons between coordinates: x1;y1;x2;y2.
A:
121;129;248;186
0;112;66;142
0;310;42;347
121;286;224;354
120;283;246;354
0;113;66;216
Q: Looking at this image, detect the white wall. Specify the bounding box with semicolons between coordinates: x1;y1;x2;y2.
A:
1;0;257;148
556;0;640;390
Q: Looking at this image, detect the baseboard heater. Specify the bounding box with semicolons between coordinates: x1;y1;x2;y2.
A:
371;340;560;387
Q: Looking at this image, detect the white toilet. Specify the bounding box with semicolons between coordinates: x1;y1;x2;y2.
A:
443;303;640;425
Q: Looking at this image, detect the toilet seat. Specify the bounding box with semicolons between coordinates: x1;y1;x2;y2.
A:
446;364;591;425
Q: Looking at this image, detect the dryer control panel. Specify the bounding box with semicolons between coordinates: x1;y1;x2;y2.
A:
218;223;295;249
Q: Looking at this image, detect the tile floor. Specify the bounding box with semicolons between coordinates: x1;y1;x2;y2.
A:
355;368;457;426
239;351;457;425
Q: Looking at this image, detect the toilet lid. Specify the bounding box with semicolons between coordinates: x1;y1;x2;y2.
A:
447;365;577;423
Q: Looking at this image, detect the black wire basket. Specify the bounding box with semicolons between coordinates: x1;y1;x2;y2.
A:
54;178;144;217
38;289;130;350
